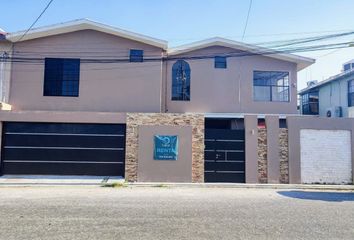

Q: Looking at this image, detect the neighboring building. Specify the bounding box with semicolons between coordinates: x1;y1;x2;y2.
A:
1;19;336;185
299;60;354;118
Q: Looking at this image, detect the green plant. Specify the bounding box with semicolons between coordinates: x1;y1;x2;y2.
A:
101;182;127;188
152;184;168;188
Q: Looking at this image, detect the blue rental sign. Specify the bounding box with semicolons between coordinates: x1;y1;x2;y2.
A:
154;135;179;160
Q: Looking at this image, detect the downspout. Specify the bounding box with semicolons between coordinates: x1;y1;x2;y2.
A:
6;42;13;104
0;51;4;102
159;50;168;113
338;79;341;107
163;52;168;112
238;56;242;112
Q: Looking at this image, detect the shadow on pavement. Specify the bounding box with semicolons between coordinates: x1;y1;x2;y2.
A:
277;190;354;202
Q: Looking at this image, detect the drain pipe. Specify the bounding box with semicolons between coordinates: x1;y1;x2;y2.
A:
0;51;5;102
0;51;9;102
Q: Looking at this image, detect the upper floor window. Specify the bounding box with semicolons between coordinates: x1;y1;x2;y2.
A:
214;56;227;69
130;49;143;62
301;91;319;115
44;58;80;97
344;63;351;71
172;60;190;101
253;71;289;102
348;80;354;107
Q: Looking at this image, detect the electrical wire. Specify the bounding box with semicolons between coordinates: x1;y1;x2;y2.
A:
241;0;253;41
2;28;354;68
7;29;354;59
167;29;353;42
8;31;354;60
3;40;353;67
12;0;54;44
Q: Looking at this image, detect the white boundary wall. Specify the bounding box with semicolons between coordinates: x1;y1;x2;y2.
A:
300;129;352;184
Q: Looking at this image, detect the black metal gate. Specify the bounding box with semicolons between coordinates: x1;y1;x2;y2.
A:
204;129;245;183
0;122;126;176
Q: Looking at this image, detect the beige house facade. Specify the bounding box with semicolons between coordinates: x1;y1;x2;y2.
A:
1;19;352;185
1;19;314;114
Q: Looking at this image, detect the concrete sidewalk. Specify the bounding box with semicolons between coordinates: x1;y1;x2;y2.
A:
129;182;354;191
0;175;353;190
0;175;125;186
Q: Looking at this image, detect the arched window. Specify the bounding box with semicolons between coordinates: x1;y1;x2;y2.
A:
172;60;190;101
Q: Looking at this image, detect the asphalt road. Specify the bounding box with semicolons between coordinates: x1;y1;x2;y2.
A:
0;186;354;240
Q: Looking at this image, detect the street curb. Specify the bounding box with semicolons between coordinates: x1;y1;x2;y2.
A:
127;183;354;191
0;182;353;191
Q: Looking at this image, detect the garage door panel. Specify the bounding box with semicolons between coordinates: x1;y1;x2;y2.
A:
3;162;124;176
204;172;245;183
205;151;244;161
226;151;245;160
4;122;126;134
4;134;125;148
205;161;245;171
205;129;245;140
1;122;126;176
3;148;125;162
205;151;226;160
205;140;244;150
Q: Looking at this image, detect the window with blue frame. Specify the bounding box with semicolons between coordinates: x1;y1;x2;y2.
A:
130;49;144;62
43;58;80;97
253;71;290;102
348;80;354;107
214;56;227;69
301;91;319;115
172;60;190;101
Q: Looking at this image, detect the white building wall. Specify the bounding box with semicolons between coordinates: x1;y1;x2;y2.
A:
349;107;354;118
300;129;352;184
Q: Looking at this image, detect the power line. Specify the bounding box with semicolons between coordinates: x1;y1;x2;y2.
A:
3;25;351;57
167;29;353;41
240;29;352;38
10;28;353;57
7;29;353;61
241;0;253;41
4;40;354;66
316;48;342;58
6;29;354;63
3;28;354;65
254;31;354;48
12;0;54;44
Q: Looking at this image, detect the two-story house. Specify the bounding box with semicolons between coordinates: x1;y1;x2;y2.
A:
0;19;315;182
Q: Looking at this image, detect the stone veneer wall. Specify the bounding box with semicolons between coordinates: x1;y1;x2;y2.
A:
257;128;268;183
257;127;289;184
279;128;289;184
125;113;204;183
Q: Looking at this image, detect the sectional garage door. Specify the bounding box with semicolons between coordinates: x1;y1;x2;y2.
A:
0;122;126;176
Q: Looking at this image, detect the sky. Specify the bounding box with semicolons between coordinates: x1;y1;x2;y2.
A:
2;0;354;90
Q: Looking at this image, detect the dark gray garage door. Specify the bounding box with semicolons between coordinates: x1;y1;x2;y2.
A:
204;129;245;183
0;122;126;176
